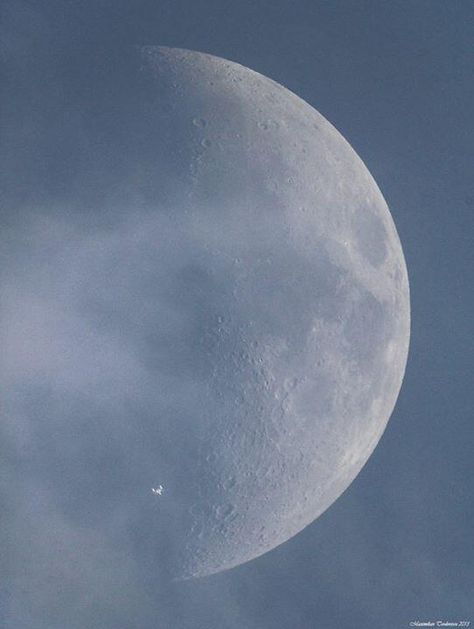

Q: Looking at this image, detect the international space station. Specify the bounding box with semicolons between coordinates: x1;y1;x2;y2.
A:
151;485;164;496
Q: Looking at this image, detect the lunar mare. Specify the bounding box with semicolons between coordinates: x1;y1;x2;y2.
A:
2;47;410;579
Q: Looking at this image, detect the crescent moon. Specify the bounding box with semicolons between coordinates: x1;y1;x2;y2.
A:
130;47;410;578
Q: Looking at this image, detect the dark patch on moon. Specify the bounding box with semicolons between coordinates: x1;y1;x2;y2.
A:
352;207;388;267
343;290;391;365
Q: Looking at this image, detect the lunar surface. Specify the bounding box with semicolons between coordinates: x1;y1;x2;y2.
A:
2;47;410;580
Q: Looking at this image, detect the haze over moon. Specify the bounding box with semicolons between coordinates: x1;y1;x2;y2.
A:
2;46;410;580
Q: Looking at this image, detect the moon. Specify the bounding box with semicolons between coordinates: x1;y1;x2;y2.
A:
3;46;410;580
133;46;410;578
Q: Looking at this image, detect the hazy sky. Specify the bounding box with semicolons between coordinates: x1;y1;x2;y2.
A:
1;2;473;628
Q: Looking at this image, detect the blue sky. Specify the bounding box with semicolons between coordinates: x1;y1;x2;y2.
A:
1;2;473;628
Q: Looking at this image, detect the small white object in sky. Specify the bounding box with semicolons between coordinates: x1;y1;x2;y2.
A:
152;485;164;496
